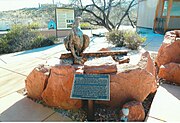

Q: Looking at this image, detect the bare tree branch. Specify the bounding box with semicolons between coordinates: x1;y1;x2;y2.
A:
116;0;135;29
69;0;141;31
127;13;135;28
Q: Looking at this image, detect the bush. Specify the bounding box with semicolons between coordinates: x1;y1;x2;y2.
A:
28;22;40;30
80;22;91;29
106;30;125;47
106;30;146;50
123;31;146;50
0;24;55;54
32;35;55;48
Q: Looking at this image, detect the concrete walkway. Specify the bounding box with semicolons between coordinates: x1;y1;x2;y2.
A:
146;83;180;122
0;92;72;122
0;44;66;98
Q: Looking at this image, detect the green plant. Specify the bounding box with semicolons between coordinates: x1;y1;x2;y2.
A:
106;30;125;47
106;30;146;50
0;24;55;55
80;22;91;29
32;35;55;48
28;22;40;30
0;38;9;53
123;31;146;50
1;24;37;53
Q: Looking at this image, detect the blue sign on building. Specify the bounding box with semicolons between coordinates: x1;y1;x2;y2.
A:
48;19;56;29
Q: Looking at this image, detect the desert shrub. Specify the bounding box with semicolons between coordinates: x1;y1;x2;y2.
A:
80;22;91;29
31;35;55;48
106;30;146;50
106;30;125;47
0;38;9;53
28;22;40;30
0;24;55;54
123;31;146;50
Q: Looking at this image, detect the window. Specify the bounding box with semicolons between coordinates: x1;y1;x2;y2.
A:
162;0;180;16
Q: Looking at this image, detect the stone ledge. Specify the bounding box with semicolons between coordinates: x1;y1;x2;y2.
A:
60;50;128;59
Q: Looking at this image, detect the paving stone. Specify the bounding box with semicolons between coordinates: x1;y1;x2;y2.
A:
0;93;24;114
43;112;72;122
0;69;26;98
146;116;166;122
0;93;55;121
147;84;180;122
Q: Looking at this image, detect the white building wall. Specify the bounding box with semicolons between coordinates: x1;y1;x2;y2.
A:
137;0;158;28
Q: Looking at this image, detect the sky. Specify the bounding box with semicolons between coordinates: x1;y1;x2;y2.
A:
0;0;70;11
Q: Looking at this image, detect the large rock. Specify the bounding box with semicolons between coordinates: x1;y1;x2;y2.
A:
109;68;155;107
138;51;157;93
73;65;84;74
98;48;110;51
141;51;156;76
84;65;117;74
156;30;180;68
158;63;180;85
41;65;82;110
84;56;117;74
97;52;156;107
25;65;49;100
120;101;145;121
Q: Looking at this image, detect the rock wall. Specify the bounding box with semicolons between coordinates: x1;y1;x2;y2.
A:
25;66;49;100
155;30;180;85
41;65;82;110
25;51;157;110
96;51;157;108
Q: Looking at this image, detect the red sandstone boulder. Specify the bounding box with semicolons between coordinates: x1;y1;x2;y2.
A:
97;52;156;107
41;65;82;110
156;30;180;68
139;51;157;93
84;56;118;74
25;65;49;100
120;101;145;121
141;51;156;76
84;65;117;74
98;48;110;51
158;63;180;85
108;68;155;107
72;65;84;74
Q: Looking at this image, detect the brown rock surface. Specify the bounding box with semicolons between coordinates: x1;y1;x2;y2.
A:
158;63;180;85
25;66;49;100
120;101;145;121
98;48;110;51
97;52;156;108
141;51;156;76
84;56;117;74
108;68;155;108
139;51;157;93
156;30;180;68
60;50;128;59
41;65;82;110
84;65;117;74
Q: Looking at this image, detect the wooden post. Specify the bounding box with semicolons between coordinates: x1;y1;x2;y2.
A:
153;0;162;31
87;100;94;121
164;0;173;33
55;8;58;38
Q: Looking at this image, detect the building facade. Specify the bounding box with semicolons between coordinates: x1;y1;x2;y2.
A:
137;0;180;34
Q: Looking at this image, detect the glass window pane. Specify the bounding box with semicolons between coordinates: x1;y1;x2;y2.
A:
163;0;180;16
171;1;180;16
163;1;168;16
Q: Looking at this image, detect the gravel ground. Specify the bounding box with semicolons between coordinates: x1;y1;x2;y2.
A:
21;95;155;122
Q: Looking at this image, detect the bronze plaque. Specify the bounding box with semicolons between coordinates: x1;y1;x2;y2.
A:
70;74;110;101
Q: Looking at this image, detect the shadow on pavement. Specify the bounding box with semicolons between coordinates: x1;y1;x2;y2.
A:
14;44;60;56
